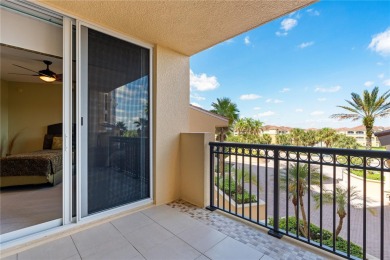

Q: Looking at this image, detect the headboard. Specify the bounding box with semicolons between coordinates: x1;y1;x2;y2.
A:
43;123;76;149
47;123;63;135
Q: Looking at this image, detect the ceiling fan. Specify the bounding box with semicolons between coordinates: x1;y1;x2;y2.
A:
10;60;62;82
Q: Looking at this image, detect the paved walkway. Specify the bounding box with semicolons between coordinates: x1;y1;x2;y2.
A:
1;202;325;260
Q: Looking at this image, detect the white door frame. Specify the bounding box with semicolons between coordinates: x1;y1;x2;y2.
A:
76;20;154;221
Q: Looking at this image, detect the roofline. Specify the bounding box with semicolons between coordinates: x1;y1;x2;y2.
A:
374;129;390;137
189;104;229;122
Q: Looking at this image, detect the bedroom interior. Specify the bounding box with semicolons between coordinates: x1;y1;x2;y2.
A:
0;9;64;235
1;1;151;243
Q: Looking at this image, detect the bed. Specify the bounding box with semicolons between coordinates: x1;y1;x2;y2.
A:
0;124;63;188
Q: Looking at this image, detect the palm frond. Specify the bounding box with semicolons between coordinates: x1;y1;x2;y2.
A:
330;113;360;120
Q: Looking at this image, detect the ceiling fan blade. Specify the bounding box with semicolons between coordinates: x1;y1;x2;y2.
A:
56;74;63;82
8;73;40;76
12;64;40;74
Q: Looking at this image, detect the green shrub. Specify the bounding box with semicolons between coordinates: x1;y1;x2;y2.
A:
268;217;363;258
216;176;257;203
350;169;383;181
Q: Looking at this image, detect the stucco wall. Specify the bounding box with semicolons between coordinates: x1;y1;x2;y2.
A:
0;80;9;156
189;106;228;138
180;133;213;208
153;45;189;205
7;82;62;154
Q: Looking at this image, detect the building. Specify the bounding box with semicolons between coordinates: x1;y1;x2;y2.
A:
261;125;292;144
336;125;389;147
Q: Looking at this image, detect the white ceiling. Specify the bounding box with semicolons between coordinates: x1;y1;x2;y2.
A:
0;45;62;84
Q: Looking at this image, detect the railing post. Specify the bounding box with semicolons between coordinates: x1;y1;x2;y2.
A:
206;143;217;211
268;148;283;238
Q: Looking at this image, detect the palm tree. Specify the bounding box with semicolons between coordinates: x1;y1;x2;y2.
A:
331;87;390;149
290;128;305;146
319;128;338;148
281;163;322;238
313;185;375;237
276;134;292;145
262;134;272;144
302;130;318;147
211;97;240;142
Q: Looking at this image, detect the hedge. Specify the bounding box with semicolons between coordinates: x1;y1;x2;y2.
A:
268;217;363;258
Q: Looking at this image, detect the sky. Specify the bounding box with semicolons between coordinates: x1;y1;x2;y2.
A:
189;0;390;129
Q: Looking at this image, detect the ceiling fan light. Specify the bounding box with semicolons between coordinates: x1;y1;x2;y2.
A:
39;75;56;82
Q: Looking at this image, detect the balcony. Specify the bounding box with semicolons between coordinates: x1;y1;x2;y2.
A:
1;137;388;260
209;142;390;260
2;201;328;260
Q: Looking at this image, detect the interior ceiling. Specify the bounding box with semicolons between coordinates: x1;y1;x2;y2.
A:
39;0;316;56
0;45;62;84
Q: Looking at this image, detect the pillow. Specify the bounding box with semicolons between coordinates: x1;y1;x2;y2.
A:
43;134;54;149
51;136;63;150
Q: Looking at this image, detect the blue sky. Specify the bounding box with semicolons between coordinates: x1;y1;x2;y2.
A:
189;0;390;129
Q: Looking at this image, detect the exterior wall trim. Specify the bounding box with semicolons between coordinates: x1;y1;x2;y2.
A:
189;104;228;122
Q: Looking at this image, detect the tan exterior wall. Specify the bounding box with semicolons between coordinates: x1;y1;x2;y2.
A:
180;133;213;208
0;80;9;156
153;45;190;205
189;107;228;138
7;82;62;154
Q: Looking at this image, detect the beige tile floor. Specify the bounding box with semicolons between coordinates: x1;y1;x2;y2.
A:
1;203;324;260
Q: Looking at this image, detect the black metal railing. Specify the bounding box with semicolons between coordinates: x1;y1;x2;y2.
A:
208;142;390;259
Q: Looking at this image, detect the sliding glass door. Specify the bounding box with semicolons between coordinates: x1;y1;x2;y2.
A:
78;25;151;217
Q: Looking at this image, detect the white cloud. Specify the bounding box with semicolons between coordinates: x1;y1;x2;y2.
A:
190;102;202;108
310;111;325;116
190;93;206;101
368;28;390;56
266;98;283;104
298;41;314;49
244;36;251;46
190;70;220;91
253;107;261;110
275;31;288;37
306;8;320;16
276;18;298;36
295;108;303;112
279;88;291;93
256;111;275;117
281;18;298;31
383;79;390;86
317;98;327;102
364;81;374;87
314;86;341;93
378;73;385;79
240;94;261;100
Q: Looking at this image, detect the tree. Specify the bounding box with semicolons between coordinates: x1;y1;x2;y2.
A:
314;185;375;237
211;97;240;142
262;134;272;144
234;118;263;136
319;128;338;148
334;134;359;149
134;118;148;136
331;87;390;150
116;121;127;136
281;163;323;238
276;134;292;145
302;130;319;147
290;128;305;146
